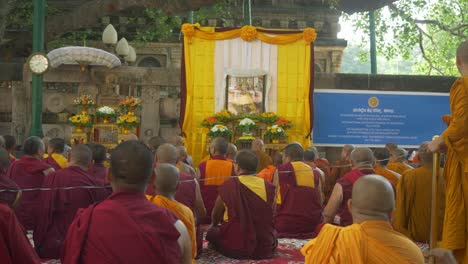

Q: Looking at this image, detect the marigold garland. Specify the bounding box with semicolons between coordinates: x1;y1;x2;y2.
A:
240;26;257;42
303;28;317;44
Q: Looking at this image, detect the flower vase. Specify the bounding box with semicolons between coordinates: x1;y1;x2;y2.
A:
272;138;279;144
81;106;88;115
123;127;130;135
103;116;109;124
75;126;84;133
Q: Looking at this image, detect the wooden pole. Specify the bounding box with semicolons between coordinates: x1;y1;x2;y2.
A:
429;135;441;264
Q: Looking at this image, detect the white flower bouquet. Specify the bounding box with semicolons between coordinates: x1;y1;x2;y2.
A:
208;124;232;138
236;118;257;133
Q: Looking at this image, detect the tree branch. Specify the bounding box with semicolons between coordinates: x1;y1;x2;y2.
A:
414;19;467;38
417;29;444;75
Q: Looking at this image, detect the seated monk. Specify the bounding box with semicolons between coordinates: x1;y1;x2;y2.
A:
387;148;413;175
226;143;237;161
123;133;138;141
6;136;54;230
198;137;234;223
276;144;323;238
156;144;206;256
176;146;198;178
323;147;375;227
44;137;68;170
326;144;354;202
373;148;401;187
0;148;21;209
207;150;277;259
88;143;108;184
310;147;331;184
147;136;166;155
251;139;272;172
34;144;110;259
302;175;425;264
169;135;194;167
394;142;445;243
304;148;325;190
148;164;197;262
3;135;17;164
257;152;282;183
61;141;191;264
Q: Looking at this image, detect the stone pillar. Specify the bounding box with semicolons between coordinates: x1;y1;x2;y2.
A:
11;81;30;144
140;85;160;143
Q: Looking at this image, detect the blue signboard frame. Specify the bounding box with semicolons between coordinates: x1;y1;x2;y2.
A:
312;89;450;147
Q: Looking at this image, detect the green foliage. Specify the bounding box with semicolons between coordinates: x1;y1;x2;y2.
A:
6;1;59;30
133;9;182;43
194;0;241;27
343;0;467;76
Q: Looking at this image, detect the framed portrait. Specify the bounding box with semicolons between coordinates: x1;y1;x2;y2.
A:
225;75;266;115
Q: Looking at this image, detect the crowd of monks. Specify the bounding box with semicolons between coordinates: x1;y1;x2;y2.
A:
0;40;466;264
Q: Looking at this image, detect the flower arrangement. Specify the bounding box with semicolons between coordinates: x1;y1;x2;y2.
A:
214;109;234;123
208;124;232;138
236;118;256;133
95;106;117;117
201;116;220;128
274;117;293;129
259;112;280;124
265;125;287;139
240;25;257;42
116;114;139;127
69;114;93;127
303;28;317;44
73;95;96;108
118;96;142;113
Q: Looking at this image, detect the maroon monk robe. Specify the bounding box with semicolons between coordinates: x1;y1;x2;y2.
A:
44;156;62;171
61;191;181;264
0;202;41;264
6;156;51;230
336;168;375;227
145;159;158;196
275;162;323;239
0;170;20;208
88;163;107;184
207;177;277;259
34;166;109;259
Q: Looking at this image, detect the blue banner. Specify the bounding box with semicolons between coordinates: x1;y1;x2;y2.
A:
313;90;450;147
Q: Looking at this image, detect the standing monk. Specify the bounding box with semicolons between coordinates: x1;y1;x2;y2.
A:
34;144;109;259
198;137;234;223
326;144;354;202
6;136;53;230
428;40;468;263
387;148;413;175
373;148;401;187
394;142;445;243
302;175;424;264
3;135;16;164
148;164;197;262
276;144;323;238
61;141;191;264
44;138;68;170
323;148;375;227
251;139;272;172
208;150;277;259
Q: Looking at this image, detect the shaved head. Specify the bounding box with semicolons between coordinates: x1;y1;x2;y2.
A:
350;147;374;168
123;134;138;142
385;142;398;152
70;144;92;167
210;137;229;156
350;175;395;222
168;136;185;147
273;152;283;166
373;148;390;166
156;143;178;165
3;135;16;152
154;163;180;196
341;144;355;160
251;139;265;152
23;136;44;156
0;148;10;173
89;144;106;164
147;136;166;152
391;148;407;162
304;149;316;162
235;150;258;173
110;141;154;191
226;143;237;160
418;142;432;165
177;146;188;160
49;138;65;154
283;143;304;162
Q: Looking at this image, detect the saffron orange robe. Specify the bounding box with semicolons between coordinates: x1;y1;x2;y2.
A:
199;155;234;223
276;161;322;238
336;169;374;226
34;166;109;259
206;176;277;259
61;191;182;264
254;150;273;173
6;156;51;230
374;167;401;187
439;77;468;263
257;165;276;182
394;166;444;243
44;153;68;171
148;195;197;262
0;202;41;264
301;221;425;264
315;158;331;181
387;161;412;175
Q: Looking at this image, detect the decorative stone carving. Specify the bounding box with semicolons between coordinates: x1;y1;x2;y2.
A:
12;81;29;142
43;125;65;138
46;94;66;113
160;97;180;120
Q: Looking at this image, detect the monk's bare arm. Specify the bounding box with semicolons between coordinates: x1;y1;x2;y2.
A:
317;177;323;206
174;220;192;264
211;196;225;226
193;179;206;218
43;168;55;176
323;183;343;223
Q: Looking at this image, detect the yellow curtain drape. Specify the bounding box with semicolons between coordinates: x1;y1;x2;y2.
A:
182;36;216;165
277;40;311;148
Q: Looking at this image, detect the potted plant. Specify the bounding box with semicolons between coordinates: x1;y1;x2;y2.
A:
69;114;93;133
116;114;139;134
274;117;293;129
118;96;142;114
73;95;96;114
236;118;257;136
265;125;287;143
208;124;232;138
96;106;117;124
201;116;220;128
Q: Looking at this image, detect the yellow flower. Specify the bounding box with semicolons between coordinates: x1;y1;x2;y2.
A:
303;28;317;44
240;26;257;42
